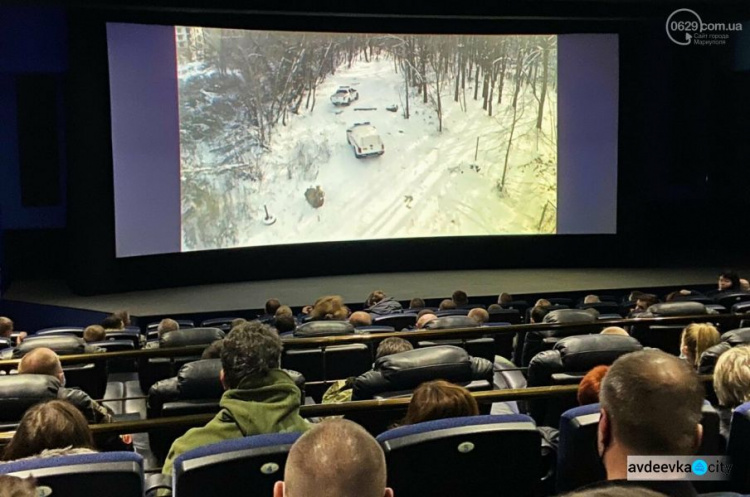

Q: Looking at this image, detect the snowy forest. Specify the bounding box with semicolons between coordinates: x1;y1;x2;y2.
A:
176;28;558;252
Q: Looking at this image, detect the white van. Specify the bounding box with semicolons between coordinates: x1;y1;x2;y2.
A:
346;122;385;158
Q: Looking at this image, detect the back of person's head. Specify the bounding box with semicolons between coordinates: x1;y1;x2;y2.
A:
157;318;180;337
310;295;348;321
0;476;42;497
451;290;468;306
634;293;658;312
2;400;95;461
416;313;437;329
275;305;293;318
577;365;609;405
535;298;551;308
101;316;124;330
221;321;282;388
559;486;668;497
438;299;456;311
365;291;387;308
112;310;131;327
375;337;413;360
265;298;281;315
274;315;297;334
599;350;703;456
230;318;247;329
487;303;503;313
530;305;550;323
714;345;750;408
468;308;489;324
409;297;425;309
402;380;479;425
83;325;106;343
627;291;644;302
498;292;513;305
583;294;600;304
17;347;62;379
680;323;720;368
276;419;392;497
416;308;434;319
349;311;373;328
201;339;224;360
0;317;13;338
600;327;629;337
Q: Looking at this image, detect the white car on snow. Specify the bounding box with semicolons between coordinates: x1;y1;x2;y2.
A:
330;86;359;106
346;122;384;158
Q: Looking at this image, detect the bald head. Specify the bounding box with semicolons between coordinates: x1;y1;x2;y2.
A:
416;313;437;329
468;308;489;324
349;311;373;328
18;347;63;381
277;419;391;497
600;326;629;337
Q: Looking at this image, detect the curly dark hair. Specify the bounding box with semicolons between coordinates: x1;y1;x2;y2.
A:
221;321;282;388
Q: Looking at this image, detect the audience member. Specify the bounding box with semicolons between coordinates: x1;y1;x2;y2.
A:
487;303;503;313
438;299;456;311
365;291;403;315
83;325;106;343
0;316;25;345
274;315;297;334
101;316;124;331
713;345;750;442
535;298;551;308
498;292;513;305
2;400;96;461
401;380;479;426
230;318;247;329
309;295;349;321
680;323;720;369
585;350;703;496
707;271;741;298
275;306;294;318
375;337;413;360
631;294;658;315
741;278;750;292
162;321;309;475
158;318;180;337
452;290;469;307
665;289;694;302
530;305;550;323
273;419;393;497
600;327;629;337
18;348;112;424
112;310;131;327
416;308;434;319
265;298;282;316
468;308;489;324
0;476;45;497
561;487;668;497
577;365;609;405
201;339;224;360
409;297;425;309
583;295;600;304
416;313;437;329
349;311;373;328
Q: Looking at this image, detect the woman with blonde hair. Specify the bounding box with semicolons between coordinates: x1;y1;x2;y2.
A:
309;295;349;321
401;380;479;426
680;323;720;369
713;345;750;444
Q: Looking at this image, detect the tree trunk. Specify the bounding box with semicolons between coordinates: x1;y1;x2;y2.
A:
473;64;480;100
536;42;549;130
512;49;523;110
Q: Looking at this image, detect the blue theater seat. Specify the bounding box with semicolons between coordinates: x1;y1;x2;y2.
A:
373;314;416;330
0;452;143;497
727;402;750;493
376;414;541;497
35;327;85;338
169;432;302;497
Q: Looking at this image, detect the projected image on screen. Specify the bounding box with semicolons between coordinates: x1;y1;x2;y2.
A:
175;29;558;251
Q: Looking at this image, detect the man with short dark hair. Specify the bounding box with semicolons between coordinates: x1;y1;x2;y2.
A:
162;321;309;475
101;316;124;331
375;337;413;360
530;305;550;323
438;299;456;311
274;314;297;334
274;419;393;497
0;316;25;344
409;298;425;309
266;298;282;316
452;290;469;307
581;350;704;496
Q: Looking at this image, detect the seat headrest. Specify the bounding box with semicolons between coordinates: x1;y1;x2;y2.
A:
293;320;354;338
177;359;223;398
543;309;598;324
721;328;750;346
646;302;707;317
375;345;473;385
13;335;87;358
423;315;479;330
698;342;731;374
160;328;225;348
556;334;643;371
0;374;60;422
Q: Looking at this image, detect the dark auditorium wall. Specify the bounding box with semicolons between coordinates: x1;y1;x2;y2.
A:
2;1;750;295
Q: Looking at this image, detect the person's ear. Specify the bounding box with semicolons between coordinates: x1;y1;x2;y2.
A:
693;423;703;452
273;481;285;497
383;488;394;497
220;369;228;390
597;407;611;457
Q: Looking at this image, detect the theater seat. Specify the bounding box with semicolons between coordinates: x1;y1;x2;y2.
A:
631;302;711;356
293;320;354;338
0;452;143;497
36;327;85;338
373;314;417;330
521;309;599;366
419;316;495;362
199;317;243;332
488;308;522;324
377;414;541;497
699;328;750;374
727;402;750;492
0;374;58;426
716;292;750;309
282;344;370;382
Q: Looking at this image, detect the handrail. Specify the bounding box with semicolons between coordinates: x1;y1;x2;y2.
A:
0;313;736;368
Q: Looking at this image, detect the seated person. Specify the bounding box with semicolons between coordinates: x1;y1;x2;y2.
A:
577;365;609;406
707;270;742;298
261;298;281;321
349;311;373;328
742;278;750;292
101;316;124;332
0;476;45;497
600;327;629;337
416;313;437;329
162;321;309;475
18;347;112;424
0;316;26;346
713;345;750;444
583;295;600;304
2;399;96;461
438;299;456;311
452;290;469;307
364;291;403;315
468;308;489;324
112;310;131;328
409;297;425;309
680;323;720;370
274;314;297;334
275;306;294;318
628;293;658;317
529;305;550;323
145;318;180;348
201;339;224;360
498;292;513;305
309;295;349;321
83;325;105;343
535;299;551;308
400;380;479;425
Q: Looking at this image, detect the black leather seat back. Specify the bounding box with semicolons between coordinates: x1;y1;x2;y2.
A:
418;338;495;363
282;344;370;383
0;374;59;423
488;308;522;324
160;328;225;348
293;320;354;338
14;335;87;357
373;314;417;330
646;301;708;316
630;324;684;356
521;309;598;366
423;315;478;330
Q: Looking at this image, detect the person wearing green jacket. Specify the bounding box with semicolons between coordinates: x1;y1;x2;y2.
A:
162;322;310;476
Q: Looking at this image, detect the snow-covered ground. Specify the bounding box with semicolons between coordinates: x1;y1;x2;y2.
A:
181;56;557;251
